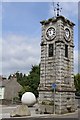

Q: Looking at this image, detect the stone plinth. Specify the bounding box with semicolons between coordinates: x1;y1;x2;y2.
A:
10;105;31;117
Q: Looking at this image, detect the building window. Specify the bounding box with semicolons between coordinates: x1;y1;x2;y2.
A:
65;44;68;58
48;44;53;57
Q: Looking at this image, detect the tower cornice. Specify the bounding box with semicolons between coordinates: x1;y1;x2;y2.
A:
40;15;75;27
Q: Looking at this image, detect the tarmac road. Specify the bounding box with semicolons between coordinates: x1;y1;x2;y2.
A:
1;117;80;120
1;107;80;120
0;98;80;120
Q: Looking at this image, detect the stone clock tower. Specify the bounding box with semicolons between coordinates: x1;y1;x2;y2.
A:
39;4;76;114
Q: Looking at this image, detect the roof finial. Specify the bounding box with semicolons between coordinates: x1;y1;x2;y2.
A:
56;2;62;17
52;2;62;17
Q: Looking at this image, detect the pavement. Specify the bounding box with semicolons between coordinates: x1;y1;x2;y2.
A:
0;98;80;120
0;105;79;119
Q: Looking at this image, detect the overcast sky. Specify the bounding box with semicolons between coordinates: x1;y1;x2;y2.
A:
1;1;78;77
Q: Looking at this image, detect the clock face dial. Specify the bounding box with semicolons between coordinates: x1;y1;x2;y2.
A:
46;27;56;40
65;28;70;39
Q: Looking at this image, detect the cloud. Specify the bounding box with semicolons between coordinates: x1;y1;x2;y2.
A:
1;33;78;77
2;34;78;77
0;38;2;76
0;3;2;36
74;49;78;74
61;2;78;19
2;34;40;77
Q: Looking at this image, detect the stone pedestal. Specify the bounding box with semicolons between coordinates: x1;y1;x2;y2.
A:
10;105;31;117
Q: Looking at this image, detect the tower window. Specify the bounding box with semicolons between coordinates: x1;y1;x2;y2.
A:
65;44;68;58
48;44;53;57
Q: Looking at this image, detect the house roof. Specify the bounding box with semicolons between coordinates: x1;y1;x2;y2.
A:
0;76;22;88
0;76;22;100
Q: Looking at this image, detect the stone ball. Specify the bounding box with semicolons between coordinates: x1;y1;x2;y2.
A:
21;92;36;106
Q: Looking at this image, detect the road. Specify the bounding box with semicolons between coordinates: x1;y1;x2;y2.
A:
0;106;80;119
1;118;80;120
0;98;80;120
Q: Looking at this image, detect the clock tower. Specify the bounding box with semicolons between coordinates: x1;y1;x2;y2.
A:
39;4;76;114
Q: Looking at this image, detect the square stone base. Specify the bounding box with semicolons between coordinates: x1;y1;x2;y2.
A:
38;91;76;114
38;104;76;114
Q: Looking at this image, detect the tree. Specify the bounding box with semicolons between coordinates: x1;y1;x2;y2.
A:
16;65;40;99
74;73;80;92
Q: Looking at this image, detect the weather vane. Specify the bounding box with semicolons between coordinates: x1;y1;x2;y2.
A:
53;2;62;17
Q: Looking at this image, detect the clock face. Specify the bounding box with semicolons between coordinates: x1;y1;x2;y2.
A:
45;27;56;40
65;28;70;40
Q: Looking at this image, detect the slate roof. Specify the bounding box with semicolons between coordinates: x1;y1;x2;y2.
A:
0;76;22;100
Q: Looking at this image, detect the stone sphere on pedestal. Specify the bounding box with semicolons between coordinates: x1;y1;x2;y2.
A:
21;92;36;106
